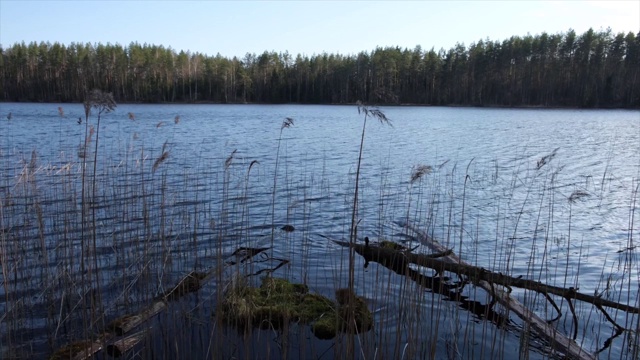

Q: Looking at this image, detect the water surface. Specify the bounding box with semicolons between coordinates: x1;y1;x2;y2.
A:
0;103;638;359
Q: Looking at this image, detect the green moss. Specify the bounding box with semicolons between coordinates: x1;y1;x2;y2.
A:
219;277;373;339
299;293;334;321
380;240;407;251
340;299;373;333
335;288;373;333
312;313;339;340
259;277;308;299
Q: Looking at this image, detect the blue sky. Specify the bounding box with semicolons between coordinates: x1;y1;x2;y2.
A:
1;1;638;57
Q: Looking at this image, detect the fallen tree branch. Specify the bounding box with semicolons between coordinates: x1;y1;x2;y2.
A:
50;246;277;359
106;329;149;357
49;334;112;360
335;239;639;315
332;237;599;360
108;299;167;336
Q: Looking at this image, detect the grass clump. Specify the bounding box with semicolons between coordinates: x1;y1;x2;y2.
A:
220;277;373;339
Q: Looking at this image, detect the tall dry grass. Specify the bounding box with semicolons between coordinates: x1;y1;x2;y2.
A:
0;102;637;360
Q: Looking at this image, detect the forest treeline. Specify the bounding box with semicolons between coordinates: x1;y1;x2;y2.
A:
1;28;638;107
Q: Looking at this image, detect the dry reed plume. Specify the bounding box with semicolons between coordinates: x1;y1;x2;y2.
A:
410;164;433;184
225;149;237;170
282;117;294;129
153;141;170;173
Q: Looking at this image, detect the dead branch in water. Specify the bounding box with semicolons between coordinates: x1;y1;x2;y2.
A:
50;246;280;359
334;239;638;315
106;329;149;357
332;232;640;360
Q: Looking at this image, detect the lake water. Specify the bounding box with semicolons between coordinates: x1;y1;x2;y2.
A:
0;103;639;359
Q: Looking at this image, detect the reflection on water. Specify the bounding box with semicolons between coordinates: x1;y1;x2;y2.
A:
0;103;638;358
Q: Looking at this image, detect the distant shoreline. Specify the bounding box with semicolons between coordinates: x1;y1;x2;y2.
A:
3;30;639;110
2;100;637;110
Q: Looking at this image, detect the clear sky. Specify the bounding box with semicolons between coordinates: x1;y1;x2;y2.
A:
1;0;638;57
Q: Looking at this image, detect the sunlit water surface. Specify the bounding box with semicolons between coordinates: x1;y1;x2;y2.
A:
0;103;639;359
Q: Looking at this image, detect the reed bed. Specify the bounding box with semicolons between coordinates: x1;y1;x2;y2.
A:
0;103;638;360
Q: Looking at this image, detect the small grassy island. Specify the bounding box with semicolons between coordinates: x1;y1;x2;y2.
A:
220;277;372;340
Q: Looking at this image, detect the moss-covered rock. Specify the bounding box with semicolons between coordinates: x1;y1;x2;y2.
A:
335;288;373;333
219;277;373;339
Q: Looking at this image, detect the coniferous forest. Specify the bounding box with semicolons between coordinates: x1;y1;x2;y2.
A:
1;28;638;107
